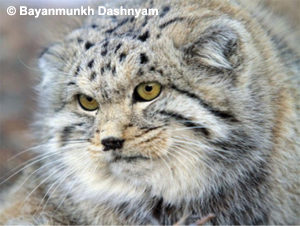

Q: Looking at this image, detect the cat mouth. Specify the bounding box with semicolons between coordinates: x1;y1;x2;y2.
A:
111;154;150;163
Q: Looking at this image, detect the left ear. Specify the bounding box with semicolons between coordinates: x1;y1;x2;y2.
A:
182;25;240;70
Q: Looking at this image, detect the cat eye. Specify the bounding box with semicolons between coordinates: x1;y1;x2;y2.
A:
134;82;162;101
78;94;99;111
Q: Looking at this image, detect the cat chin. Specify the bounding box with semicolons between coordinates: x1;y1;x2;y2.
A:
108;158;153;182
62;157;208;209
62;146;208;206
105;160;208;204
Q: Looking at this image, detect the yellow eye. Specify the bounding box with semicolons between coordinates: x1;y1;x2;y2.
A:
78;94;99;111
135;82;162;101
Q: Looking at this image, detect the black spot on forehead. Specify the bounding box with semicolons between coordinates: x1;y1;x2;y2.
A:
158;69;164;76
112;66;116;75
119;52;127;62
142;16;148;27
100;40;109;56
102;40;109;48
85;41;94;50
101;49;108;56
77;38;83;43
138;30;149;42
91;24;98;28
140;53;149;64
160;6;170;18
75;65;80;76
101;67;105;74
150;66;155;71
115;43;122;53
90;72;97;80
87;59;94;68
106;62;111;70
137;68;144;76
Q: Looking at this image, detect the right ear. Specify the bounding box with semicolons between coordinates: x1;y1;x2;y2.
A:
166;17;249;73
182;24;240;70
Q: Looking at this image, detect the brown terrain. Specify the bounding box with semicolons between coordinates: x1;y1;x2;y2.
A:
0;0;299;193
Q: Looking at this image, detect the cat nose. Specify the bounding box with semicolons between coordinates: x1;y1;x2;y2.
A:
101;137;124;151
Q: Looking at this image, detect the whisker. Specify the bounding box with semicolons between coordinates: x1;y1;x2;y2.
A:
152;146;173;181
7;139;88;163
14;158;65;197
170;136;220;173
1;142;88;186
0;152;61;187
171;144;217;176
21;163;68;210
172;126;206;131
166;148;193;174
39;153;88;213
172;135;229;159
54;159;92;212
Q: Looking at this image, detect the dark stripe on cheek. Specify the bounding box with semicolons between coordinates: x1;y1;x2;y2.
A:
60;126;75;146
60;123;85;146
134;126;163;138
159;110;210;137
171;85;238;122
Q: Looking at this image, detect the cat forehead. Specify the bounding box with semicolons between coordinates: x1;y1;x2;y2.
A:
63;17;176;91
62;32;171;101
71;36;166;84
42;4;201;99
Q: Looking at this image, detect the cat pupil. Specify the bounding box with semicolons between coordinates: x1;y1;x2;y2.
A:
145;85;153;92
86;96;93;102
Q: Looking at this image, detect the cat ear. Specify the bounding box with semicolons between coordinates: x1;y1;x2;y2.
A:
38;42;66;74
38;42;68;92
182;25;240;70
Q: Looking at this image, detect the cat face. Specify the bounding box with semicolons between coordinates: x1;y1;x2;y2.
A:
37;10;271;205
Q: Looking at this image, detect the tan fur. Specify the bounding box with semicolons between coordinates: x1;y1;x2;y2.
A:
0;0;299;224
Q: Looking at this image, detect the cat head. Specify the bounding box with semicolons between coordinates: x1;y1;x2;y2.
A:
37;2;273;207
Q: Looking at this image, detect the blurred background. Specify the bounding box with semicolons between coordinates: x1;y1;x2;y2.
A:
0;0;299;188
0;0;86;189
